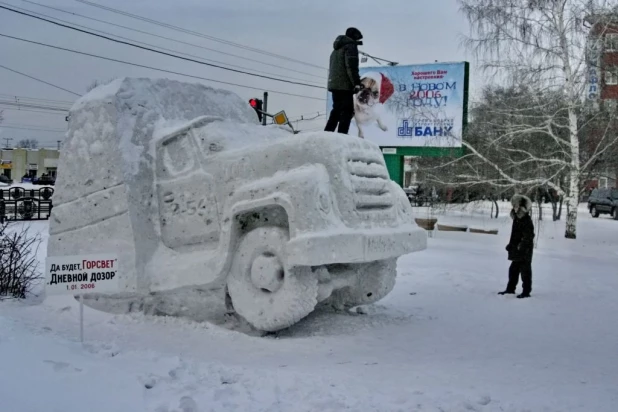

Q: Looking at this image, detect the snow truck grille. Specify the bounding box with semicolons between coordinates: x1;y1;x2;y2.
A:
346;156;393;211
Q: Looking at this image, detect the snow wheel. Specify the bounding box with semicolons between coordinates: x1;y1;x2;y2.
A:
613;208;618;221
226;226;318;331
591;206;599;218
325;259;397;310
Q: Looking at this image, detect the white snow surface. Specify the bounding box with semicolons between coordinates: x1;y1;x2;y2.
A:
70;78;124;111
2;204;618;411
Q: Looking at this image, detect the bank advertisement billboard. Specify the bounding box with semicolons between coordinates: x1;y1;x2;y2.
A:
326;62;468;148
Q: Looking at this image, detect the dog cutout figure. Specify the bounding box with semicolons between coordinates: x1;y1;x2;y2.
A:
353;72;395;138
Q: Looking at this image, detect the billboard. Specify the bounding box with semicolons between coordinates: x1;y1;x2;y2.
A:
326;62;469;148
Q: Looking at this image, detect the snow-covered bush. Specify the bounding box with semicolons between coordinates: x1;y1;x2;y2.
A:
0;222;42;300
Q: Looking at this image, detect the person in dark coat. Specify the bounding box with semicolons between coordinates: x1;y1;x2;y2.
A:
324;27;363;135
499;194;535;298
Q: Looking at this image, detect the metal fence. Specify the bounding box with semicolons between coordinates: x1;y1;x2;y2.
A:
0;187;54;222
407;195;435;208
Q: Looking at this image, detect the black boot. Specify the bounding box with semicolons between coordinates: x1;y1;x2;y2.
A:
498;290;515;295
517;292;531;299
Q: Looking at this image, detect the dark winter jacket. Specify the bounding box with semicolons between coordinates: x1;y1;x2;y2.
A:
506;195;535;262
327;35;362;92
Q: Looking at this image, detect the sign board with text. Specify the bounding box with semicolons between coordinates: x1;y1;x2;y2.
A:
326;61;469;148
45;254;119;295
585;33;601;110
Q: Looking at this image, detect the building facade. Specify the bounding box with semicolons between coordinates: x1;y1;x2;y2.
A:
0;148;59;181
584;13;618;190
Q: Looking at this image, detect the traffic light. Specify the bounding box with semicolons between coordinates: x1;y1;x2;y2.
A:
249;98;263;122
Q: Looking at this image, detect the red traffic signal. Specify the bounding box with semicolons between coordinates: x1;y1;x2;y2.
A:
249;98;263;122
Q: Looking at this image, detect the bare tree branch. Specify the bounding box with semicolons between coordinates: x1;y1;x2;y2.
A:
452;0;618;239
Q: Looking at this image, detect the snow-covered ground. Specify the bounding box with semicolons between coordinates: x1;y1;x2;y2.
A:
1;204;617;412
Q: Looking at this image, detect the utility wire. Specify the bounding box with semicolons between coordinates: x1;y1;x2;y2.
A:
11;1;320;85
13;0;323;82
0;96;72;108
0;124;66;132
0;106;69;115
0;93;74;104
0;64;80;96
74;0;327;71
0;101;70;112
0;5;326;90
0;33;327;101
21;0;326;80
3;121;65;130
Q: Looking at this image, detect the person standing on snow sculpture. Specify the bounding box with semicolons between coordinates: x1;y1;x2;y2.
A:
324;27;363;135
499;194;535;299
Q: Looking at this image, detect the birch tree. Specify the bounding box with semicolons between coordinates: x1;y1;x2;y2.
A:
423;85;568;218
458;0;618;239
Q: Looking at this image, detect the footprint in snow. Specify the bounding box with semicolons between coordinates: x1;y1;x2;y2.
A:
44;360;82;373
176;396;198;412
145;379;157;390
140;374;158;390
461;396;492;411
477;395;492;406
462;402;481;411
219;374;238;385
151;396;198;412
83;342;120;358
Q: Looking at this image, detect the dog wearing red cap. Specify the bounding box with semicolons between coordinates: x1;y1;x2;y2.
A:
353;71;395;138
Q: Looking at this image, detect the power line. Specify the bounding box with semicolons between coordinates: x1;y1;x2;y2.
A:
20;0;326;81
12;2;324;84
0;93;74;105
74;0;327;71
0;104;68;113
0;64;80;96
3;121;65;130
0;125;66;133
0;5;325;90
11;137;65;143
0;33;327;101
0;106;68;115
0;100;71;112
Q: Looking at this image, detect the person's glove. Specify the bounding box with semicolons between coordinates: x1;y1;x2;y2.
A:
354;84;363;94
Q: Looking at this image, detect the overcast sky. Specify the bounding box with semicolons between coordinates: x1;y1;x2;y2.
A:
0;0;477;147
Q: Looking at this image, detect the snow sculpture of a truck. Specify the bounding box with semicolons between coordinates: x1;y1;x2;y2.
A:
48;78;427;331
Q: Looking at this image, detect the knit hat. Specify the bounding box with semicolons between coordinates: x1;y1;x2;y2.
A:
345;27;363;41
360;72;395;104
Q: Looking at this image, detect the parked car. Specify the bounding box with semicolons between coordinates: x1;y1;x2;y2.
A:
0;175;12;185
32;175;55;186
588;188;618;220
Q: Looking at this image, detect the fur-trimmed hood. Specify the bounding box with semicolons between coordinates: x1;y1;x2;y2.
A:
510;194;533;219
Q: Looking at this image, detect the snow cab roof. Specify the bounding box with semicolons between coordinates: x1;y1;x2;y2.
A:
70;77;259;126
